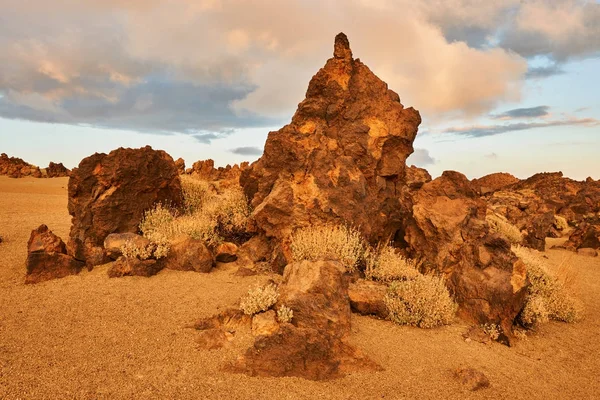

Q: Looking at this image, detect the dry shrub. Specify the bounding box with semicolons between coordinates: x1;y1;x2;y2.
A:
365;245;420;282
553;215;569;231
276;304;294;323
512;245;582;326
240;283;279;315
139;179;249;248
486;212;523;244
290;224;365;272
384;274;457;328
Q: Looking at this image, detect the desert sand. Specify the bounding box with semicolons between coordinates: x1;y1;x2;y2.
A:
1;176;599;399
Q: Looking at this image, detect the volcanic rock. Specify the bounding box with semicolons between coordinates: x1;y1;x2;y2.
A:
563;218;600;251
403;171;528;338
165;236;214;272
107;256;164;278
348;279;388;319
0;153;42;178
189;159;249;186
231;259;380;380
174;158;186;175
67;146;183;267
26;224;84;284
406;165;432;190
241;32;421;244
215;242;238;263
472;172;519;195
251;310;280;336
45;162;70;178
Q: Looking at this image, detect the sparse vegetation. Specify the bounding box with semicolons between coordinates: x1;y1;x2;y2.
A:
240;283;279;315
276;304;294;323
384;274;457;329
139;177;249;249
290;224;365;272
512;245;582;326
486;212;523;244
481;323;500;341
365;245;420;282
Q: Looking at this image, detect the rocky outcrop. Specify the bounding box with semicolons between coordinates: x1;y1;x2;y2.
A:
562;218;600;251
403;171;528;339
230;260;380;380
241;33;421;244
406;165;432;190
67;146;183;267
107;256;164;278
174;158;186;175
0;154;70;178
472;172;519;195
26;225;84;284
188;159;249;185
348;279;388;319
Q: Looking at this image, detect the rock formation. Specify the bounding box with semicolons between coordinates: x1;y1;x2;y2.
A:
174;158;186;175
188;159;249;185
26;225;84;284
403;171;528;339
67;146;183;267
0;153;70;178
241;32;421;244
471;172;520;195
230;260;380;380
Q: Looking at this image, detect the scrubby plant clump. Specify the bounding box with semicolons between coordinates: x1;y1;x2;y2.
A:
138;177;249;248
486;212;523;244
365;245;420;282
553;215;569;231
276;304;294;323
384;274;457;329
240;283;279;315
512;245;582;326
290;224;365;272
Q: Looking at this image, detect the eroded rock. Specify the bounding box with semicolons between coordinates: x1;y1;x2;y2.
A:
165;236;214;272
107;256;163;278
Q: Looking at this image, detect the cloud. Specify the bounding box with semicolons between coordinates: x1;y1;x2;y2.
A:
441;117;599;138
484;152;498;159
407;148;436;166
0;0;531;137
491;105;550;120
525;64;566;79
230;146;263;156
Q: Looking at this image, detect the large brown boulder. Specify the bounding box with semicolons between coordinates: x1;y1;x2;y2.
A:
26;225;84;284
403;171;528;338
241;33;421;244
471;172;520;195
164;236;214;272
231;260;380;380
67;146;183;267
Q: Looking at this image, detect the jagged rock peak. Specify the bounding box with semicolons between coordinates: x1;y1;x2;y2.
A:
334;32;352;60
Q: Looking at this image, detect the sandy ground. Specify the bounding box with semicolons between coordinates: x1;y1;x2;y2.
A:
1;175;599;399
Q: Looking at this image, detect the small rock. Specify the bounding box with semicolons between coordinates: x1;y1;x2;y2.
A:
165;236;213;272
348;279;388;319
234;267;257;277
215;242;238;263
107;256;163;278
577;247;598;257
252;310;280;337
454;368;490;391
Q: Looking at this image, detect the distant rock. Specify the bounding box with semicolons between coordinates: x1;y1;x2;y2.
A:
0;153;70;178
174;158;186;175
241;32;421;244
67;146;183;268
45;162;70;178
188;158;249;186
471;172;519;195
563;217;600;251
107;256;163;278
25;224;84;284
406;165;432;190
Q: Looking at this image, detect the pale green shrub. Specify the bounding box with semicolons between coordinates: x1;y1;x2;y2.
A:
481;323;500;341
180;175;212;214
277;304;294;323
365;245;420;282
240;283;279;315
486;212;523;244
120;239;153;260
290;224;365;272
512;245;582;326
384;274;457;328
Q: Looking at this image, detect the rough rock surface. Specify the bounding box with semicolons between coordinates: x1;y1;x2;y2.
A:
188;159;249;185
241;33;421;244
403;171;528;338
215;242;238;263
231;260;380;380
472;172;519;195
107;256;164;278
67;146;183;267
165;236;214;272
46;162;70;178
563;218;600;250
348;279;388;319
406;165;432;190
174;158;186;175
0;153;42;178
251;310;280;337
26;225;84;284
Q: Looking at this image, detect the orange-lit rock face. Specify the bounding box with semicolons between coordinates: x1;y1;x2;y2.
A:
241;33;421;243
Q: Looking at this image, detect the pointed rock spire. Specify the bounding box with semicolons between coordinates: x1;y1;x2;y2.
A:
334;32;352;60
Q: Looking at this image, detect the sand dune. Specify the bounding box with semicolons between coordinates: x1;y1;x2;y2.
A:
1;176;599;399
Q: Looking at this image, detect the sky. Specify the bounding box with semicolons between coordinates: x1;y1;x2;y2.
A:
0;0;599;180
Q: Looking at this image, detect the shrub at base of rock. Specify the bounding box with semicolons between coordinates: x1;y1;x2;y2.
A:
348;279;388;319
104;233;152;260
67;146;183;268
25;225;84;284
107;256;164;278
164;236;214;273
